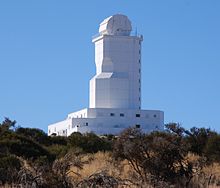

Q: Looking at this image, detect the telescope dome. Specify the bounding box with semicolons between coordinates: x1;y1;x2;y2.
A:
99;14;132;36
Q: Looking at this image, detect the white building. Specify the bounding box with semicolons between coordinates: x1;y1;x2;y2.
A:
48;14;164;136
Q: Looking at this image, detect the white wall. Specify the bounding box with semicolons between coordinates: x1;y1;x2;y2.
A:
48;119;71;136
90;35;142;109
48;108;164;136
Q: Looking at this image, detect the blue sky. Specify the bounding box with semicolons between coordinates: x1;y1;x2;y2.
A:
0;0;219;132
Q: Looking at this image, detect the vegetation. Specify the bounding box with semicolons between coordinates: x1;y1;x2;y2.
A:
1;118;220;187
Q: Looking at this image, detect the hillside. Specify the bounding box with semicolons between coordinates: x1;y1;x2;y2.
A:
1;118;220;187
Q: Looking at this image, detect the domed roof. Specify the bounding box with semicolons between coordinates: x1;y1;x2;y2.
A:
99;14;132;36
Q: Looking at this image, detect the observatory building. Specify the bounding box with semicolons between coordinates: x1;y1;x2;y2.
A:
48;14;164;136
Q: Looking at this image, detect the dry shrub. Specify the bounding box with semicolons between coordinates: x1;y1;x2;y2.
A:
70;152;114;180
185;153;220;188
69;152;139;187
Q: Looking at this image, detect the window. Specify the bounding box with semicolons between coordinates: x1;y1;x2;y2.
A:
139;79;141;83
136;114;140;117
136;124;140;128
120;113;124;117
154;114;157;118
139;50;141;54
85;122;88;126
110;113;115;117
139;69;141;73
139;59;141;63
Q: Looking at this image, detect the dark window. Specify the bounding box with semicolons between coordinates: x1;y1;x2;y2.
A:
110;113;115;116
136;114;140;117
154;114;157;118
136;124;140;128
120;113;124;117
85;122;88;126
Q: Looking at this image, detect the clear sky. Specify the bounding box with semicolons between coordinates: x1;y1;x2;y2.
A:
0;0;219;132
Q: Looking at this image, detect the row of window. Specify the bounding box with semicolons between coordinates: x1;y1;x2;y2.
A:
71;113;158;119
74;124;141;129
72;124;160;130
110;113;157;118
110;113;124;117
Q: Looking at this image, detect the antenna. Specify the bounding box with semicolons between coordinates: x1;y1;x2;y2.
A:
135;27;138;36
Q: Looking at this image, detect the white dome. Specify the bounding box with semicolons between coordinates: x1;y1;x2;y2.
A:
99;14;132;36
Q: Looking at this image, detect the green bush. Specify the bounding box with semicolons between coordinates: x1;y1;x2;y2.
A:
16;127;51;146
185;127;217;155
68;132;112;153
0;155;21;184
204;134;220;162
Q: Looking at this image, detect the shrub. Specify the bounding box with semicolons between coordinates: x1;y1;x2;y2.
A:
0;155;21;184
68;132;112;153
113;128;195;187
204;134;220;163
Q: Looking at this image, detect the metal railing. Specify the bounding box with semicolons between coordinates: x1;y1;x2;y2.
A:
92;32;143;40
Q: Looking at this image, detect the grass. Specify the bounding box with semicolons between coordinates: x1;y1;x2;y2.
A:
68;152;220;188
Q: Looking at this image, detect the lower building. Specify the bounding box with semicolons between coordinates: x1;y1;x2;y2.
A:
48;108;164;136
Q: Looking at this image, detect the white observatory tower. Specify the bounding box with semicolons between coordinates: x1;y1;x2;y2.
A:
90;14;142;109
48;14;164;136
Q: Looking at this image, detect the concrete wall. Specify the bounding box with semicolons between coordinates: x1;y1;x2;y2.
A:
48;108;164;136
48;119;71;136
90;35;142;109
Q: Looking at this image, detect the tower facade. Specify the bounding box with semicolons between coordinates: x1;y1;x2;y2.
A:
90;14;142;109
48;14;164;136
